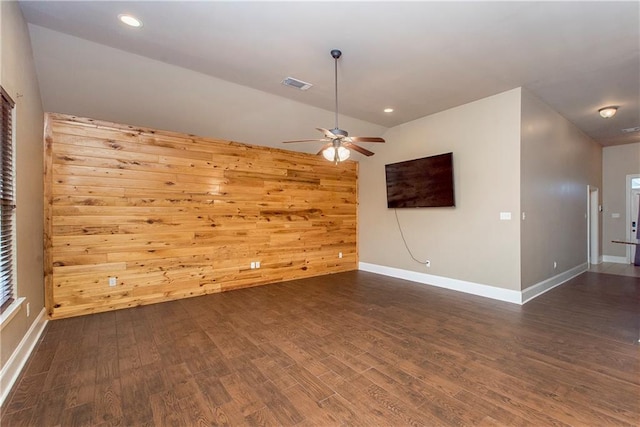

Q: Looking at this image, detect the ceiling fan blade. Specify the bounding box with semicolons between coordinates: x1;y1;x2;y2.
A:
282;139;328;143
316;143;332;155
316;128;337;138
343;142;375;156
349;136;385;143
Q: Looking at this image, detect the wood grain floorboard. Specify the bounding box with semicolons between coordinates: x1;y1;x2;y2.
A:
1;270;638;426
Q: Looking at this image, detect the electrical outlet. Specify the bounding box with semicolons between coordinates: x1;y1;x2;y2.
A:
425;260;431;268
109;277;117;287
250;262;256;269
26;302;30;317
256;261;261;268
553;261;557;269
338;252;343;259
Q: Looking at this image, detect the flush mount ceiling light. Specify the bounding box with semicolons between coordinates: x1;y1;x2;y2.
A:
383;108;394;113
118;14;142;28
598;106;618;118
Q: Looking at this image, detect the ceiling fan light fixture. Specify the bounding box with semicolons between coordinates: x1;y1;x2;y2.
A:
598;106;618;118
322;146;350;162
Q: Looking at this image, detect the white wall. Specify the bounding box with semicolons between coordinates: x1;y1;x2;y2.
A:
360;88;522;291
520;90;602;289
602;142;640;259
27;25;386;152
0;1;45;368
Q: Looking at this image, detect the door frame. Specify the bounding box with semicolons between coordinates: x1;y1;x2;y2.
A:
626;174;640;263
587;185;600;265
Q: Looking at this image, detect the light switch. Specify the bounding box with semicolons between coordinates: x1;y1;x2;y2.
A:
500;212;512;220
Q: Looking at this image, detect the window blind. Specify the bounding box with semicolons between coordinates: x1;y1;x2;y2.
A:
0;86;16;313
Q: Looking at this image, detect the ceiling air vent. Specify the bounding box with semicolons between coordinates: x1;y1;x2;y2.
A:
282;77;312;91
621;126;640;134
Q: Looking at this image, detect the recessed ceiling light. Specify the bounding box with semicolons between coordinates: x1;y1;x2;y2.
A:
598;106;618;118
383;108;394;113
118;14;142;28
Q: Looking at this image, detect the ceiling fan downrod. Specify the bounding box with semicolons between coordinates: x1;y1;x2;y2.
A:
331;49;342;132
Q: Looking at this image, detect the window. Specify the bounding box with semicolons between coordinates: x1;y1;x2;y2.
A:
0;86;16;314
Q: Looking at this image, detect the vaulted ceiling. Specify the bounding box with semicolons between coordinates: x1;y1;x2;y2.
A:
19;1;640;146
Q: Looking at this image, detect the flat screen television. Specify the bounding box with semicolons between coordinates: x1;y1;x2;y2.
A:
385;152;455;208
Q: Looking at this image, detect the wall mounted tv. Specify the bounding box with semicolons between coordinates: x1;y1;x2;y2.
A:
385;152;455;208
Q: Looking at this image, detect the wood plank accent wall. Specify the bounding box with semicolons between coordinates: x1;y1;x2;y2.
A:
44;113;358;319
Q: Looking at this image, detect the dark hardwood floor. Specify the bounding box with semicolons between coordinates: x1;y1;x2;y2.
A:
2;270;639;426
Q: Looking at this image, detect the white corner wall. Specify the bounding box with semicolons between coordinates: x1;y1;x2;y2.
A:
359;88;522;293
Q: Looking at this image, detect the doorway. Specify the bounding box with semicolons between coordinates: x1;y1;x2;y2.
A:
587;186;600;265
627;175;640;263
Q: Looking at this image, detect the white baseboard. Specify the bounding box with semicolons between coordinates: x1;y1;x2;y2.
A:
602;255;629;264
0;308;48;406
521;262;588;304
589;256;603;265
359;262;589;306
358;262;522;304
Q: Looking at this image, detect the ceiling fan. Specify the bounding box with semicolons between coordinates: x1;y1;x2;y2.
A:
283;49;385;163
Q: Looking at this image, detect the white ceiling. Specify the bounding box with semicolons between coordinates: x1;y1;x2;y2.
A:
19;1;640;146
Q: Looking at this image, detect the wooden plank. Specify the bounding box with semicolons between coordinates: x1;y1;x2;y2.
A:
52;163;180;184
52;141;160;164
